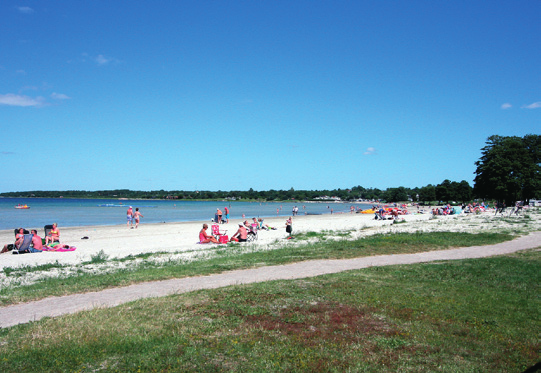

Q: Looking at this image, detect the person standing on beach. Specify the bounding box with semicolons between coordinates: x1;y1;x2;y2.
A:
224;206;229;223
285;216;293;237
127;206;133;227
217;208;223;224
133;208;143;228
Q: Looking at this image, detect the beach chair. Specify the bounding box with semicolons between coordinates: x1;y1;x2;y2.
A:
44;224;54;237
211;224;227;239
14;228;30;236
247;224;258;242
12;234;33;254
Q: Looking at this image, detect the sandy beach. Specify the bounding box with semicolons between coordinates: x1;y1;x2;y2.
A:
2;207;539;274
0;212;401;269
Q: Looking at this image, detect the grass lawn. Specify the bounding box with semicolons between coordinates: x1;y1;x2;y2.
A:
0;233;539;372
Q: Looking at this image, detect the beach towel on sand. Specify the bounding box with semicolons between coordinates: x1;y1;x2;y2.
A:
42;244;76;252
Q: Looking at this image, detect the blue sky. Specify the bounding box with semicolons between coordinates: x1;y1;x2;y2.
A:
1;1;539;193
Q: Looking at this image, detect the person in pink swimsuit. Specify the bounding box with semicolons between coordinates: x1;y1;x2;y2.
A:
199;224;219;244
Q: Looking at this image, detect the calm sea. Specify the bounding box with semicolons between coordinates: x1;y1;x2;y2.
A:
0;198;373;230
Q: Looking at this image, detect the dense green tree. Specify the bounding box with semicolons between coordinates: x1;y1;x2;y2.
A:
384;187;409;202
435;179;452;203
474;134;540;204
455;180;473;203
418;185;436;204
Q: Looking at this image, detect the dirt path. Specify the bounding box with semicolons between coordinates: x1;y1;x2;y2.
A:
1;231;539;329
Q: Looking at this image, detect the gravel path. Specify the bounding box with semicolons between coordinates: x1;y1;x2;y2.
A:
1;231;539;328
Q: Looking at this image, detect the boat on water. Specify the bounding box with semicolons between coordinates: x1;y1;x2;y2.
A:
15;204;30;209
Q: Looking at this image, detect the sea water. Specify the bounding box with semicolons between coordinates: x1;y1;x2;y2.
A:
0;198;373;230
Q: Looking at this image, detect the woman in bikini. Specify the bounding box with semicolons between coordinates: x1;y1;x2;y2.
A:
45;223;60;245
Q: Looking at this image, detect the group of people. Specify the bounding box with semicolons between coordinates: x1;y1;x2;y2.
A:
373;207;409;220
199;216;292;244
431;204;459;216
126;206;143;228
1;223;62;254
214;207;230;224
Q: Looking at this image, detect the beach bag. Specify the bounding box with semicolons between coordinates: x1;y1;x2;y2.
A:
219;235;229;244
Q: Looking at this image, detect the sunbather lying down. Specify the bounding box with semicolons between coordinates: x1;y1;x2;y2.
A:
257;218;277;230
43;243;76;252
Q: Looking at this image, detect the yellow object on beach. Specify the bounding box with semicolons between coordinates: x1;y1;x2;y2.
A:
361;209;375;214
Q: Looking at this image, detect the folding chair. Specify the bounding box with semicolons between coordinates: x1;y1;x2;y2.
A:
211;224;227;239
247;224;258;242
14;228;30;236
44;224;54;237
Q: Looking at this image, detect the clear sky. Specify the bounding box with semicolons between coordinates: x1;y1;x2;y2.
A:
1;1;539;193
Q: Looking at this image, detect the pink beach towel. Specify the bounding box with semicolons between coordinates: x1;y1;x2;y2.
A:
42;245;76;252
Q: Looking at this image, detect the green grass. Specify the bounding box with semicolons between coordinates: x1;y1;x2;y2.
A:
0;249;538;372
0;232;513;306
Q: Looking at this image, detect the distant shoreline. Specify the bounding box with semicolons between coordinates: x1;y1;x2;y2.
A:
0;196;371;203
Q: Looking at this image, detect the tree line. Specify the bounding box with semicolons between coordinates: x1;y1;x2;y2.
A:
0;181;473;204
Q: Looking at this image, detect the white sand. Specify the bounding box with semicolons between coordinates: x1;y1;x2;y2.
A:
1;208;539;289
1;213;400;268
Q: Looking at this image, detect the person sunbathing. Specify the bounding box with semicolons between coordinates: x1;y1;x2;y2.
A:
199;224;219;244
257;218;277;230
1;228;25;253
45;223;60;245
